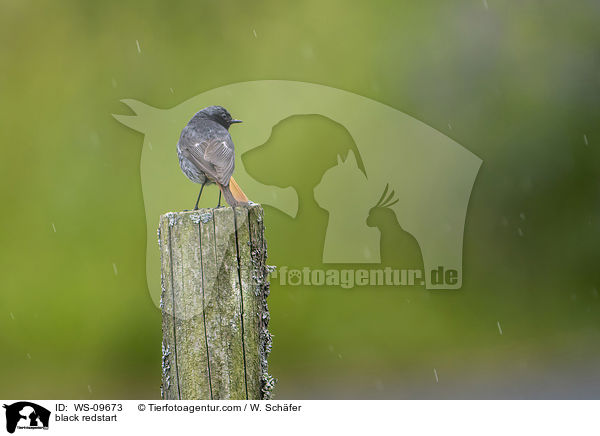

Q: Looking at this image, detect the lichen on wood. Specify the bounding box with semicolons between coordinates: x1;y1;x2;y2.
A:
158;204;272;400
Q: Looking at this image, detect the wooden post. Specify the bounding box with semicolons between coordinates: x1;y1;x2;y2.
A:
158;204;274;400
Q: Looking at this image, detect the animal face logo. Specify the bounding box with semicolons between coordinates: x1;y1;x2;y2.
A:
3;402;50;433
114;80;481;305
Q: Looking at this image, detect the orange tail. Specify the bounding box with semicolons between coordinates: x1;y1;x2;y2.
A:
217;177;249;207
229;177;249;203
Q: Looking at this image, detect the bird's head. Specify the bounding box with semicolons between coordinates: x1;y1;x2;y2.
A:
198;105;242;129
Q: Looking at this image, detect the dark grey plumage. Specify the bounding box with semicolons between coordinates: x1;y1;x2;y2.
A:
177;105;245;209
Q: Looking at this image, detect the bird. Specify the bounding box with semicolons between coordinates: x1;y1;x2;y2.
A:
176;105;249;209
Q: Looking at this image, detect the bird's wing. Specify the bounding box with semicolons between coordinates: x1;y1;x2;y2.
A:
203;136;235;185
182;131;235;186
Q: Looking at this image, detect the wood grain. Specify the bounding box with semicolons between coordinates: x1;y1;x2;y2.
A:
158;204;272;399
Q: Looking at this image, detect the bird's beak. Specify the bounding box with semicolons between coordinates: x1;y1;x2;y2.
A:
231;119;243;124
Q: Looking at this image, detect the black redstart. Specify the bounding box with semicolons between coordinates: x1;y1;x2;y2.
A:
177;105;249;209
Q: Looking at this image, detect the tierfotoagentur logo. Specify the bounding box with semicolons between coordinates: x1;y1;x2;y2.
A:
2;402;50;434
272;266;458;289
114;80;481;308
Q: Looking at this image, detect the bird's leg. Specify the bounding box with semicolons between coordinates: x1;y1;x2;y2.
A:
193;182;206;211
217;191;222;208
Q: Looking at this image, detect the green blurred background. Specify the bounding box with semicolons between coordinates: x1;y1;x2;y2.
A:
1;0;599;399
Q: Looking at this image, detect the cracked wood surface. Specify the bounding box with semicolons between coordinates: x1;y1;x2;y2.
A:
158;204;270;400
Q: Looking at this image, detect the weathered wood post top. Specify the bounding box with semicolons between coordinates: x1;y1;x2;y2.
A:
158;204;273;400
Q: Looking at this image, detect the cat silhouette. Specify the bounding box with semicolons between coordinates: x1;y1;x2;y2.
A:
314;150;381;263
